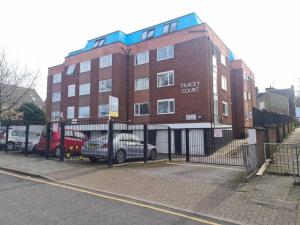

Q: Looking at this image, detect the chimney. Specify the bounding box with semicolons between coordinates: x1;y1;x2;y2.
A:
265;86;275;93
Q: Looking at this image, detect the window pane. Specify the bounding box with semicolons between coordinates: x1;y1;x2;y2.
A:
168;72;174;85
67;107;75;119
80;61;91;73
100;54;112;68
53;73;61;84
66;65;75;75
134;105;139;115
170;22;177;32
99;79;112;92
163;24;169;34
158;101;168;114
52;92;61;102
79;83;90;95
79;107;90;118
68;84;75;97
147;30;154;38
140;103;149;115
99;104;108;117
141;31;147;40
135;51;149;65
169;100;174;113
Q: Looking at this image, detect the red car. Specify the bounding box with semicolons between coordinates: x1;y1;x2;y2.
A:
36;130;86;157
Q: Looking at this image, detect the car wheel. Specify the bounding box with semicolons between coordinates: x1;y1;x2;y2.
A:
149;149;157;160
89;157;99;163
115;150;126;164
7;142;15;151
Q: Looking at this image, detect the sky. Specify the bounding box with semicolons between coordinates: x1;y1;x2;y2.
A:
1;0;299;100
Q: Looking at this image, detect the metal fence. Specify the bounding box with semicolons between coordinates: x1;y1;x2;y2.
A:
253;107;294;127
264;143;300;184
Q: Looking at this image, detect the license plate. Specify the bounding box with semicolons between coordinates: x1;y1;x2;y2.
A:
88;144;98;149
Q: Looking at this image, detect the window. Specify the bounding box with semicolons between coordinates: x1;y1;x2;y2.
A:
93;39;105;48
248;92;251;100
66;64;76;75
162;21;177;34
141;29;154;40
51;111;60;121
259;101;265;110
157;45;174;61
135;77;149;91
157;70;174;87
80;60;91;73
221;54;226;66
213;70;217;94
157;99;175;114
78;106;90;118
52;73;61;84
244;91;247;101
67;106;75;119
222;101;228;116
214;95;218;122
52;92;61;102
212;55;217;67
135;51;149;66
98;104;109;117
68;84;75;97
134;103;150;116
221;75;227;91
100;54;112;68
243;71;248;80
99;79;112;92
79;83;90;96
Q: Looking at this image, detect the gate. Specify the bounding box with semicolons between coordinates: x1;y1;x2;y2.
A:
264;143;300;184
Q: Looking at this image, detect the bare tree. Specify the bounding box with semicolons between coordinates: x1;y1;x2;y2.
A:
0;49;39;122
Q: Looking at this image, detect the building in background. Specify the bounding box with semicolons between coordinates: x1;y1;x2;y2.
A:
47;13;255;131
230;60;256;138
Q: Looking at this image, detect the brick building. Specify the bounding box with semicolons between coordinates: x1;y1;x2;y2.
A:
47;13;255;132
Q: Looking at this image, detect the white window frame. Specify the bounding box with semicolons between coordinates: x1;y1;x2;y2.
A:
248;92;251;100
157;98;175;115
221;75;227;91
52;92;61;102
157;45;174;61
99;79;112;93
98;104;109;117
66;64;76;75
67;106;75;119
141;29;154;40
134;77;149;91
222;101;229;116
99;54;112;68
93;39;105;48
79;83;90;96
52;73;61;84
80;60;91;73
212;55;217;67
221;54;226;66
244;91;247;101
134;51;149;66
51;111;60;121
68;84;76;97
78;106;90;119
157;70;174;88
134;102;150;116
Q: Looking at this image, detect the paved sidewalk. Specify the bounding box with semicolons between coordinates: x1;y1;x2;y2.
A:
0;129;300;225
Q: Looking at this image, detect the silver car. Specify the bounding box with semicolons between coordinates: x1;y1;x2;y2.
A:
82;133;157;163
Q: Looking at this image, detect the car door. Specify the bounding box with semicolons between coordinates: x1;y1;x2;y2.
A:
123;134;143;158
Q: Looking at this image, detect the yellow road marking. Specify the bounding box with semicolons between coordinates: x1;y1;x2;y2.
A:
0;169;220;225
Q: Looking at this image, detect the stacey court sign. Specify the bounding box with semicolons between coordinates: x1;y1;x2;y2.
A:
180;81;200;94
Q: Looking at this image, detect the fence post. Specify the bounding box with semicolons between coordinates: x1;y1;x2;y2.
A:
185;129;190;162
60;121;65;161
168;127;171;161
24;124;29;156
5;123;9;153
46;122;51;159
107;120;113;168
143;124;148;163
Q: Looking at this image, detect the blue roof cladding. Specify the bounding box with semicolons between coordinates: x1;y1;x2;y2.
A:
68;13;201;57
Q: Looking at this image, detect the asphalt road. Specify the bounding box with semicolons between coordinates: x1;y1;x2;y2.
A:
0;172;226;225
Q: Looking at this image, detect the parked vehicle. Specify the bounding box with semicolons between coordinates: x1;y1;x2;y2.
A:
36;130;86;157
0;127;41;152
82;133;157;163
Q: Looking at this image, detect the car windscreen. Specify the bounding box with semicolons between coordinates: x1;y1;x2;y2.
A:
11;130;26;137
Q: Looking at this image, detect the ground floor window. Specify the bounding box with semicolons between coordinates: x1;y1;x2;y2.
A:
98;104;109;117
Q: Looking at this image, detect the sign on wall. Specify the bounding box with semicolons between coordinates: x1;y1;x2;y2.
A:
52;123;59;132
109;95;119;118
214;129;223;138
180;81;200;94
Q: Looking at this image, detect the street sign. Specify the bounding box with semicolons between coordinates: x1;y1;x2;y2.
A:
52;123;59;132
109;96;119;118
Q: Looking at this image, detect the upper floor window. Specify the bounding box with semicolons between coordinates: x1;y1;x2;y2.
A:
259;101;265;110
162;21;177;34
243;71;248;80
135;77;149;91
134;102;150;116
98;104;109;117
222;101;229;116
135;51;149;66
78;106;90;118
157;45;174;61
99;54;112;68
79;83;90;96
99;79;112;92
66;64;76;75
52;92;61;102
67;106;75;119
221;54;226;66
51;111;60;121
248;92;251;100
221;75;227;91
93;39;105;48
244;91;247;101
68;84;76;97
80;60;91;73
52;73;61;84
157;98;175;115
212;55;217;67
157;70;174;88
141;29;154;40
